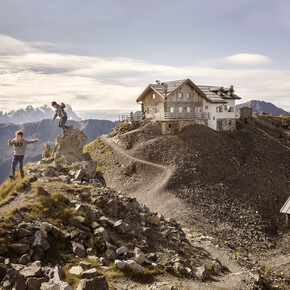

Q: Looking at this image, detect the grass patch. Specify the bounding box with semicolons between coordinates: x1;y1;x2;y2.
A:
0;174;37;205
17;187;81;227
84;137;114;171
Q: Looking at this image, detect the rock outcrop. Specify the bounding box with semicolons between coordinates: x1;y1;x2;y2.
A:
54;127;88;165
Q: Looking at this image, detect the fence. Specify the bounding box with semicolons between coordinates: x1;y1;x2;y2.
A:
119;112;210;122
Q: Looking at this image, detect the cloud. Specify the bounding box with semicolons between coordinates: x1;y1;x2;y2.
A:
0;34;289;119
221;53;271;65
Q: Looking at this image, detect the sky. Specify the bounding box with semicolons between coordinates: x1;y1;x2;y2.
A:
0;0;289;120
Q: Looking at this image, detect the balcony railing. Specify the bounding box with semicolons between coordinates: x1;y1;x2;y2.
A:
119;112;210;122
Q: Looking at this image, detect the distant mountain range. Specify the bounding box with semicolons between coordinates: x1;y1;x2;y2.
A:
235;100;289;116
0;104;81;124
0;119;118;182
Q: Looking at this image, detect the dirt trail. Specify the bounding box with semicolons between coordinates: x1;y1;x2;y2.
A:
0;191;34;215
100;134;255;289
100;135;193;222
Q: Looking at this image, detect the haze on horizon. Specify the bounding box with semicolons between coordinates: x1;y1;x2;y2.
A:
0;0;289;120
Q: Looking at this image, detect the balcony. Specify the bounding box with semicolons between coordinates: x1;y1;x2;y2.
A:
119;112;210;122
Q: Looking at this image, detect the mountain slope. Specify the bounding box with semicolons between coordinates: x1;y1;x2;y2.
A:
86;121;290;254
0;119;118;182
0;104;81;124
235;100;289;115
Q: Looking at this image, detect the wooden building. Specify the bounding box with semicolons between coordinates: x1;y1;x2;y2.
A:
136;78;241;132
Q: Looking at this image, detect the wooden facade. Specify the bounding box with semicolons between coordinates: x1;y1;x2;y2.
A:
140;83;204;120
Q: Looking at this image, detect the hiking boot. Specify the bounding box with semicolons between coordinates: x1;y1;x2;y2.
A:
9;174;15;180
20;171;25;179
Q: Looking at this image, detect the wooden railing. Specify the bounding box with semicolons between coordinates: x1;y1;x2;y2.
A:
119;112;210;122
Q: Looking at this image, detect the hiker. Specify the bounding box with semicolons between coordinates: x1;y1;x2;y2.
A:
51;101;69;133
8;130;39;179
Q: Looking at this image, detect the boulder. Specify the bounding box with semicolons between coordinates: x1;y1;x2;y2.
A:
80;268;99;279
27;276;49;290
105;249;117;261
94;227;109;242
69;266;83;276
113;220;128;234
71;161;97;179
53;128;87;165
115;259;145;273
14;243;29;255
71;241;86;258
42;143;52;159
133;247;145;264
116;246;128;256
20;261;43;278
76;276;109;290
125;260;145;274
194;265;210;281
19;254;30;265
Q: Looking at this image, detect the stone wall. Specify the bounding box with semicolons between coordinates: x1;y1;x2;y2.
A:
161;120;208;135
240;107;253;121
217;118;236;131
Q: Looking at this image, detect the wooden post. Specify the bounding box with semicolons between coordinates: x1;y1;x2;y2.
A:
286;214;289;228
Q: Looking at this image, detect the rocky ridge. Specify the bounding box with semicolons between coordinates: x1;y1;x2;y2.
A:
0;127;232;289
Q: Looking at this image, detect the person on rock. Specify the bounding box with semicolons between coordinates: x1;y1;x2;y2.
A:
8;130;39;179
51;101;72;133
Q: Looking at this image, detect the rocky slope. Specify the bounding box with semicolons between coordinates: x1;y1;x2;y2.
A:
235;100;289;116
84;120;290;288
0;105;81;124
0;128;233;290
0;119;118;182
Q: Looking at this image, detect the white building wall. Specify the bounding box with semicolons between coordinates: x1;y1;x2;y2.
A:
203;99;236;131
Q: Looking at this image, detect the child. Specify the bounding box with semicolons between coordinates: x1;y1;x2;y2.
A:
51;101;69;133
8;130;39;179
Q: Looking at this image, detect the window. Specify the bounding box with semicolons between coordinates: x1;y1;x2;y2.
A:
205;105;208;109
178;93;183;99
186;107;191;113
186;93;191;99
178;107;183;113
170;107;174;113
229;107;234;112
213;116;215;120
152;93;156;99
224;105;228;110
216;106;223;112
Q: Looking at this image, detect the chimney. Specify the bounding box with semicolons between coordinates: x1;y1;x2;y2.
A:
156;80;161;85
230;85;234;92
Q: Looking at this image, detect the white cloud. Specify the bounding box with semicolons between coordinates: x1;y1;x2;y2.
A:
0;34;289;119
221;53;272;65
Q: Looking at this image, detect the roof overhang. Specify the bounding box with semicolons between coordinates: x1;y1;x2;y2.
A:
136;85;165;103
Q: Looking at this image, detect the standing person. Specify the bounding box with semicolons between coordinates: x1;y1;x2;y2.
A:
8;130;39;179
51;101;69;133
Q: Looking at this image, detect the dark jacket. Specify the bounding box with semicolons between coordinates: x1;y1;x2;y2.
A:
53;103;67;120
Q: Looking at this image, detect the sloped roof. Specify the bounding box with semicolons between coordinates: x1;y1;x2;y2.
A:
136;79;241;103
280;196;290;214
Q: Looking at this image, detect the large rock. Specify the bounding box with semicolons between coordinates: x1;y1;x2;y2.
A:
114;259;145;274
42;143;52;159
71;161;97;179
71;241;86;258
194;265;210;281
76;276;109;290
27;276;49;290
20;261;43;278
53;128;87;165
133;247;145;264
